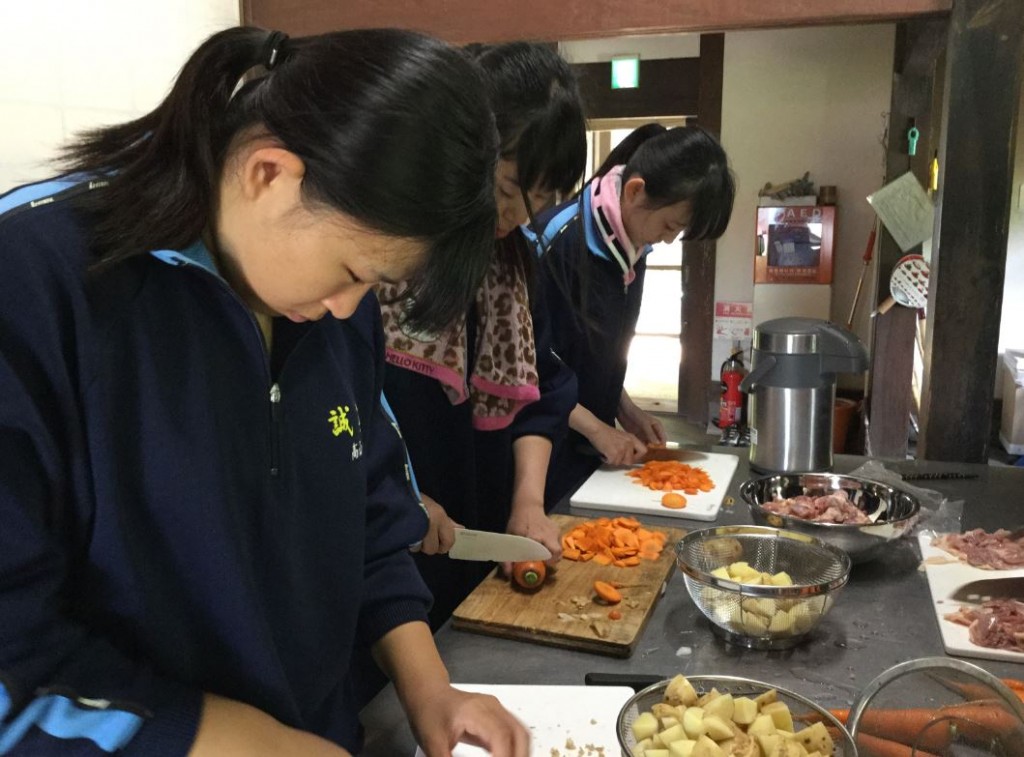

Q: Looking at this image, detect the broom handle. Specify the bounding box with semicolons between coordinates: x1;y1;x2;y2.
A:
846;221;878;329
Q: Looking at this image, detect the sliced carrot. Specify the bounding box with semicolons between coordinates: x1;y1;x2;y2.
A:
661;492;687;509
608;609;622;620
594;580;622;604
559;518;668;567
627;460;716;493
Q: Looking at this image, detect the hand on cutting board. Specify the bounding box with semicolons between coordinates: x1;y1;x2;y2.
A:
504;505;562;575
409;686;529;757
417;493;462;555
379;623;529;757
589;422;647;466
617;392;667;445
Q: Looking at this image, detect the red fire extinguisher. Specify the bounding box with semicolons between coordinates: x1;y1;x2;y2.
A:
719;349;746;428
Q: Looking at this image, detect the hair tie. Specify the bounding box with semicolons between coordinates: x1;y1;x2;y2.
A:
263;31;289;70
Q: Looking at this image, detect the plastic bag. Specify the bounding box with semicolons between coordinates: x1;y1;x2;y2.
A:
846;458;964;535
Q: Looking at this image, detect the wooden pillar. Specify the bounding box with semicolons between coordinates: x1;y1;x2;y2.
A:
917;0;1024;462
866;19;946;458
679;33;724;424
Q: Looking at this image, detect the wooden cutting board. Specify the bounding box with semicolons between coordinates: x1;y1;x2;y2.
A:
451;514;686;657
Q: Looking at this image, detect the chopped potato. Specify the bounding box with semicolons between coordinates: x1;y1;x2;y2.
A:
629;676;835;757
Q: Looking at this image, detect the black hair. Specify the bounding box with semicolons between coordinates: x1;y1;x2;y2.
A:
593;123;667;180
550;124;734;343
468;42;586;291
59;27;498;334
617;125;735;242
472;43;586;198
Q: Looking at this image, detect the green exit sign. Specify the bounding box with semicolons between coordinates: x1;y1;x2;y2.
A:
610;56;639;89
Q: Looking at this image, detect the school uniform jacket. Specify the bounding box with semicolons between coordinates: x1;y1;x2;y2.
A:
529;192;649;505
0;178;430;755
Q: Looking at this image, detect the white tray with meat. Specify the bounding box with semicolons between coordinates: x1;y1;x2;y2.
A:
917;531;1024;664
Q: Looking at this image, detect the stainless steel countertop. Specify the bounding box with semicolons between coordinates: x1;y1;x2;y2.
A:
360;450;1024;755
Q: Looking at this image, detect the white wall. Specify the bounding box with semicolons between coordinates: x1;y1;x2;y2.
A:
717;25;896;382
0;0;240;193
998;79;1024;376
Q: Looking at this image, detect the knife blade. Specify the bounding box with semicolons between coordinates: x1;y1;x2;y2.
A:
446;529;552;562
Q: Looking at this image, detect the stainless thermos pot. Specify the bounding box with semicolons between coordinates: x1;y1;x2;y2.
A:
740;318;868;473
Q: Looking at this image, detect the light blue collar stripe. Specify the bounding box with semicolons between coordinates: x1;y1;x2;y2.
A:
380;392;421;500
150;241;219;276
526;203;579;258
0;691;143;754
581;188;611;262
0;177;82;216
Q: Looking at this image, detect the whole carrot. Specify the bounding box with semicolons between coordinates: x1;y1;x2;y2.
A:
854;731;940;757
825;701;1022;752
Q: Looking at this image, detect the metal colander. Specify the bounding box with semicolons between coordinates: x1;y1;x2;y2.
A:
675;525;852;649
616;675;857;757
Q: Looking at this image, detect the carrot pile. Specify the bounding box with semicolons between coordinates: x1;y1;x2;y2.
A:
627;460;715;502
561;516;667;566
814;696;1024;756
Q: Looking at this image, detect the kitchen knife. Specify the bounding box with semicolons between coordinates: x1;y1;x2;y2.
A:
446;529;552;562
584;672;666;692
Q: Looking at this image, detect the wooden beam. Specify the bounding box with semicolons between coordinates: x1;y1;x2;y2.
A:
573;59;700;120
243;0;950;43
678;33;724;424
917;0;1024;462
866;18;946;458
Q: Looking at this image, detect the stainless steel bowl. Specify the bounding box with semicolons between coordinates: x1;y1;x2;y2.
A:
676;526;851;649
616;674;857;757
741;473;921;563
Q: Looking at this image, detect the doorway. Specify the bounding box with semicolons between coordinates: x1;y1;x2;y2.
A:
586;119;688;412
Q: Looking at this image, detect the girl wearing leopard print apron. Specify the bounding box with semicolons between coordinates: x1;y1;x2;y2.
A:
377;42;586;630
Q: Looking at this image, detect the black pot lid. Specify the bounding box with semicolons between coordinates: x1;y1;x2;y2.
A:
848;657;1024;755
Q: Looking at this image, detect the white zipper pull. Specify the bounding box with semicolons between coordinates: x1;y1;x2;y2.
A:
269;383;282;476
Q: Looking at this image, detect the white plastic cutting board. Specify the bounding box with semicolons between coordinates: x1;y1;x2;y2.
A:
917;532;1024;664
413;684;633;756
570;450;741;521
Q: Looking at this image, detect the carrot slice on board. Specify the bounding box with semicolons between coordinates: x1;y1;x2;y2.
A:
593;580;622;604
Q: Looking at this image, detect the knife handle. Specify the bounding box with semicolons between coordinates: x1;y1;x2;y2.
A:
584;672;664;692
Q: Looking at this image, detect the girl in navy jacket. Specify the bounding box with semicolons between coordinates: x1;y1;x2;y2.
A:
0;27;528;757
532;125;736;506
379;43;585;627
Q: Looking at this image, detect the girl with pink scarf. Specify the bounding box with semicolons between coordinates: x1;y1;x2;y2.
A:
532;125;736;506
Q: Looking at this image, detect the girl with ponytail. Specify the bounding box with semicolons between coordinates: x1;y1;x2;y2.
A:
0;27;529;757
532;124;736;507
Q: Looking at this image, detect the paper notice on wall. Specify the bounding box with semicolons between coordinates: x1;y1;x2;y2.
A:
713;301;753;339
866;171;935;252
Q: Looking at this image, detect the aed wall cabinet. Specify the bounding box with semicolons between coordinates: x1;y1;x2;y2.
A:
755;205;835;284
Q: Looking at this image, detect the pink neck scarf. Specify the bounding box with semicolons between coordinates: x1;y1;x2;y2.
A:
590;165;641;286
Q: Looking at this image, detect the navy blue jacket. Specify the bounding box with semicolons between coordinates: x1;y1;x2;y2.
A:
531;194;648;505
0;179;430;755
